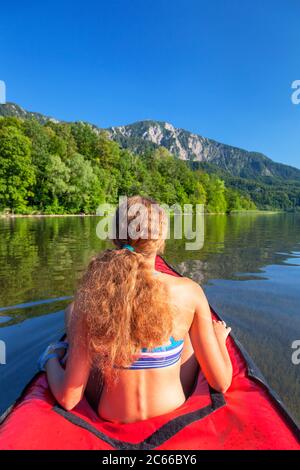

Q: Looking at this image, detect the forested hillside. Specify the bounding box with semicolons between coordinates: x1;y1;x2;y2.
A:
0;116;255;214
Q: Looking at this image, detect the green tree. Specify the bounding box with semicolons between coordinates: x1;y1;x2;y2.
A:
23;119;54;210
70;122;99;159
65;153;105;213
43;154;70;214
96;132;121;168
0;125;35;212
198;173;227;213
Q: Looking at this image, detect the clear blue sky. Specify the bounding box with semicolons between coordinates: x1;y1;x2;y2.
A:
1;0;299;168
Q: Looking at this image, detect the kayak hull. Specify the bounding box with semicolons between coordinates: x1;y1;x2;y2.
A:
0;256;299;450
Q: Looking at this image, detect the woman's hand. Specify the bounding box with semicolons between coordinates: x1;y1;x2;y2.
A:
55;346;68;361
45;338;90;411
213;320;231;343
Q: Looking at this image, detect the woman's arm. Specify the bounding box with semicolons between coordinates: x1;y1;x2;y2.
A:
212;319;232;374
45;341;90;410
188;281;233;393
64;302;74;335
45;303;90;411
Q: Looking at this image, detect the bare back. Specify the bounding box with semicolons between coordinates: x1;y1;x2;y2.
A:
97;271;197;423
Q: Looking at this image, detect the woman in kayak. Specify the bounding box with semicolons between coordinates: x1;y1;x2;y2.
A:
43;196;232;423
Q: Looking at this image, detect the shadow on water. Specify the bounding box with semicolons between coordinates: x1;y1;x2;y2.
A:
0;213;300;422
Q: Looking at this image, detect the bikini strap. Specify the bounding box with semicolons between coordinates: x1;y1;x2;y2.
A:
123;244;135;252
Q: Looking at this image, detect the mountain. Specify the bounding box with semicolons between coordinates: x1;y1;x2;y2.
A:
108;121;300;182
0;102;59;125
1;102;300;182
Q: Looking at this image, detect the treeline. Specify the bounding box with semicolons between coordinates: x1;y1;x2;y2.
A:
225;176;300;211
193;162;300;211
0;116;256;214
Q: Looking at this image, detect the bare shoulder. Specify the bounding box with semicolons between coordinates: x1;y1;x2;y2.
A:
169;275;204;294
160;273;206;311
159;271;203;291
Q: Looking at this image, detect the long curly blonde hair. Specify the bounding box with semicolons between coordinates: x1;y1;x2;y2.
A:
70;196;173;381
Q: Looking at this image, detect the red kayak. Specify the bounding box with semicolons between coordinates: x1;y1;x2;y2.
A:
0;256;299;450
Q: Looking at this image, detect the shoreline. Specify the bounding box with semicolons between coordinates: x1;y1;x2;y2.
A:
0;209;284;219
0;213;97;219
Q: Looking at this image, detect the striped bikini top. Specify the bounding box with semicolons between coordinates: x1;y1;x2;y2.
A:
128;336;184;370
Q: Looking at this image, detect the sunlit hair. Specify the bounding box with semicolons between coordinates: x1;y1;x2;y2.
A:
70;196;173;382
